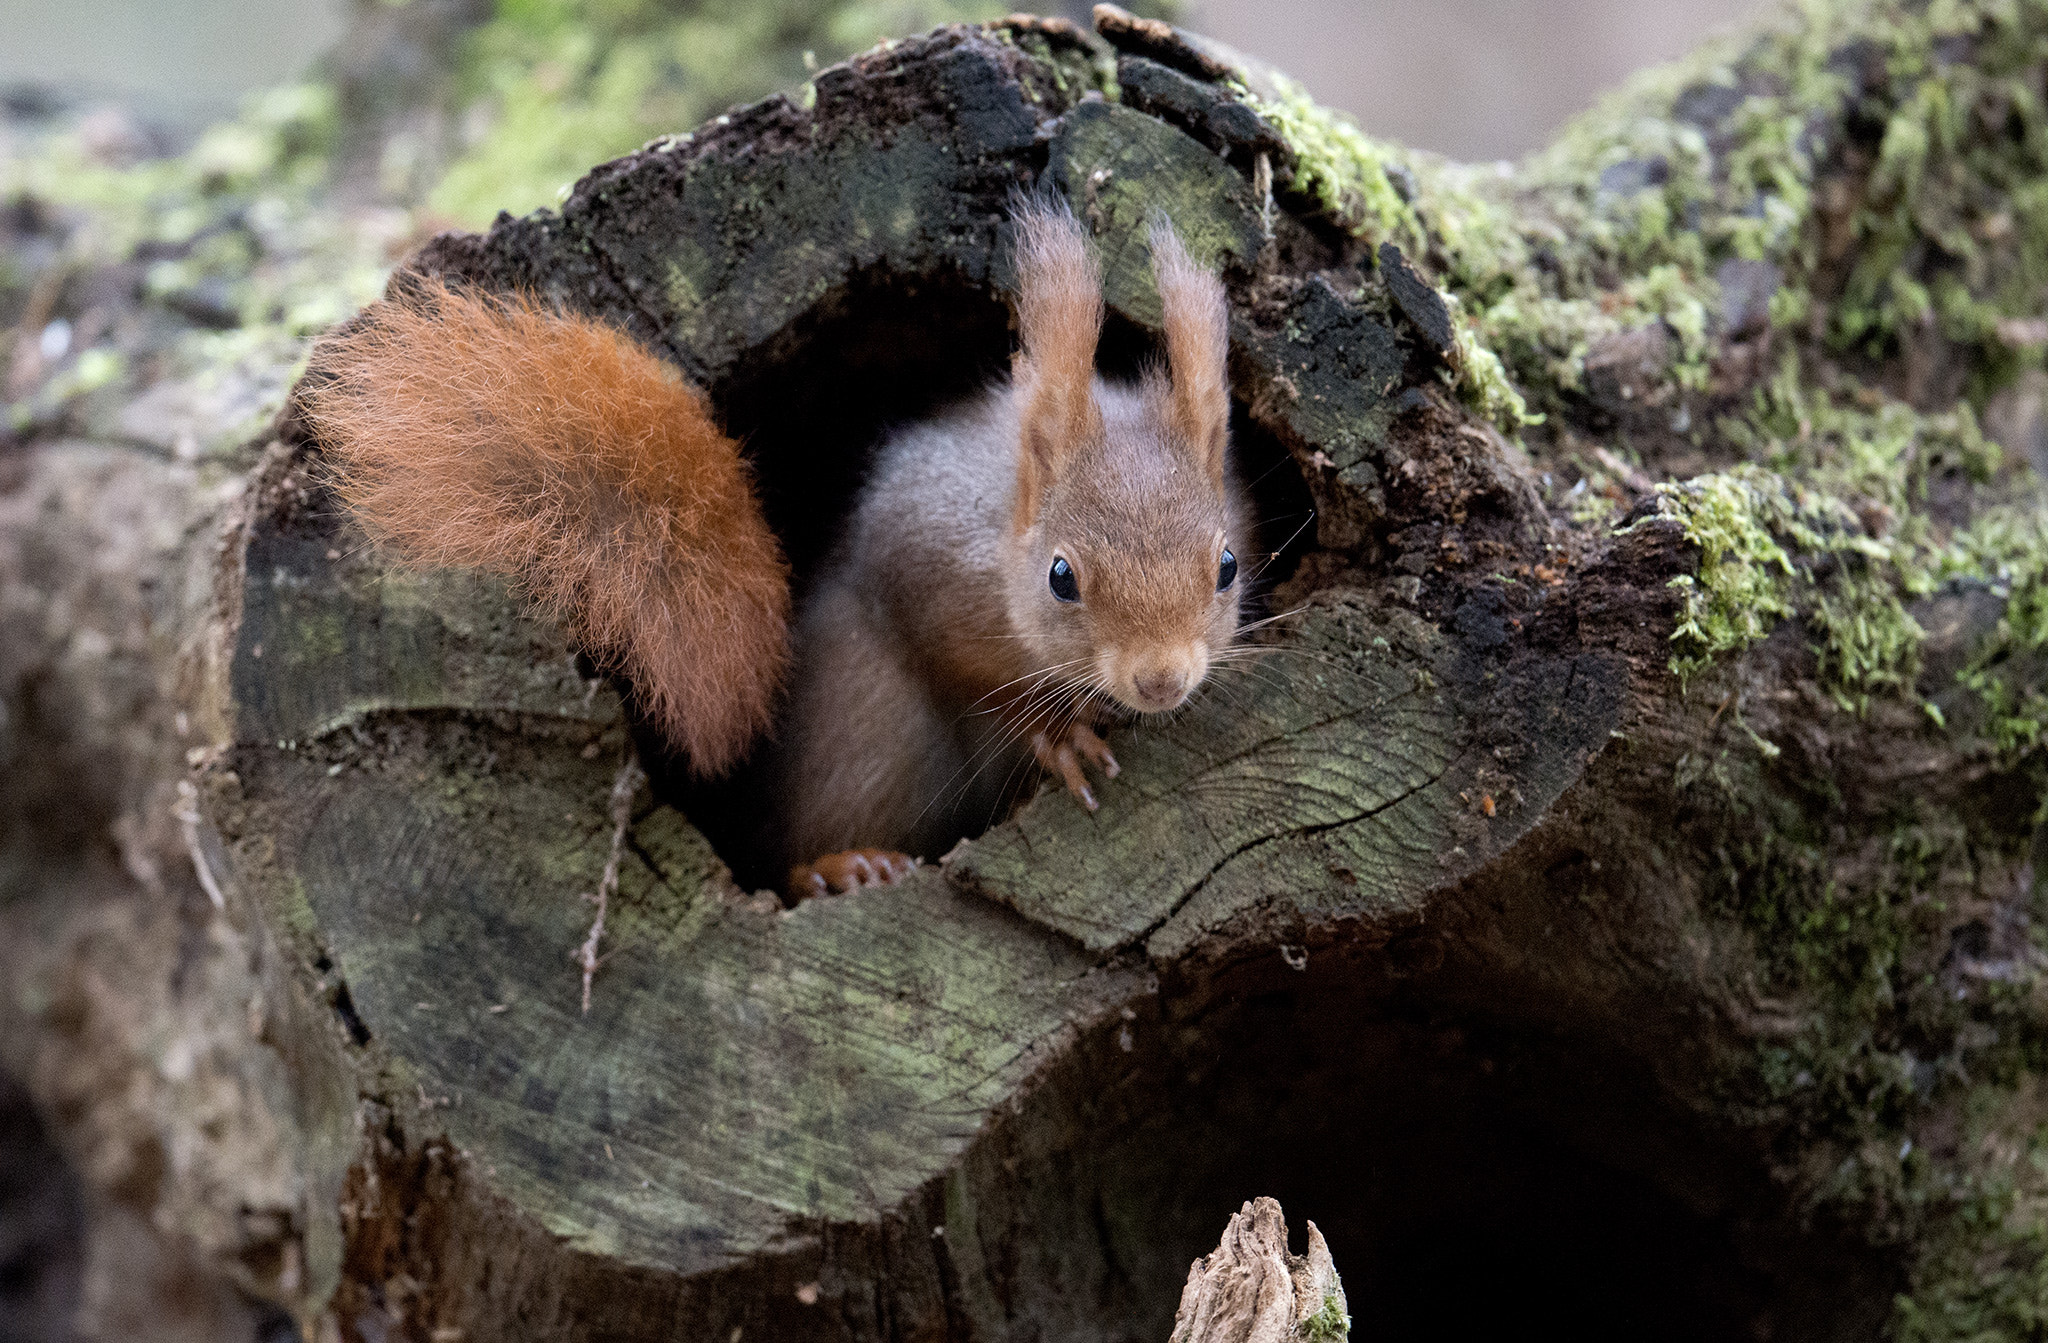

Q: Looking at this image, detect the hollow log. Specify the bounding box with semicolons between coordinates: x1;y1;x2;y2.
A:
7;4;2048;1341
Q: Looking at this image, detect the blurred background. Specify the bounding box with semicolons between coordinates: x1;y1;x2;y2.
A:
0;1;1771;1340
2;0;1773;173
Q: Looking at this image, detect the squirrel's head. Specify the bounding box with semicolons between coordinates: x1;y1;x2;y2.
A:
1003;200;1245;717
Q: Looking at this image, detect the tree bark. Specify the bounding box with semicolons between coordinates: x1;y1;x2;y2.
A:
5;6;2045;1342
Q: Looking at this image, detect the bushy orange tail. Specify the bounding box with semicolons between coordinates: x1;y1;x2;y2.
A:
302;277;790;777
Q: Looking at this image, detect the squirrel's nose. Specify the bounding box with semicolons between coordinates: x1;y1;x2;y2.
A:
1132;666;1191;710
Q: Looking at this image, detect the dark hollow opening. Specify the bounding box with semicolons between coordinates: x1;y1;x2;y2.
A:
955;937;1900;1343
0;1071;84;1343
648;268;1317;889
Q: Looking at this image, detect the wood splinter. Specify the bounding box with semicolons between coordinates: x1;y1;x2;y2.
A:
1170;1197;1350;1343
575;755;644;1014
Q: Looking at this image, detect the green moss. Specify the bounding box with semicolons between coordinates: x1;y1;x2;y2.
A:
1237;73;1422;251
1893;1104;2048;1343
1300;1289;1350;1342
1233;0;2048;476
1683;706;2048;1342
1656;467;1802;682
1948;506;2048;756
1826;4;2048;382
1507;0;2048;397
1443;291;1540;428
1368;10;2048;1327
988;22;1119;108
1812;568;1929;713
1637;337;2048;731
1237;48;1741;417
1725;816;1937;1032
1692;761;2048;1332
1236;77;1543;429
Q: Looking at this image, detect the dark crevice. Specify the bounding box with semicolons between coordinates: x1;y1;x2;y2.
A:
0;1071;83;1343
1129;748;1460;948
330;979;373;1047
1088;1190;1126;1308
623;831;674;892
949;931;1902;1343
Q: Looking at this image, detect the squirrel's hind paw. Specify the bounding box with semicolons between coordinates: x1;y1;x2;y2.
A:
788;849;918;900
1033;722;1120;812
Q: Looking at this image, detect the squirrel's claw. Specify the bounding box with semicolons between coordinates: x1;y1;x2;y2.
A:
1069;722;1119;779
789;848;918;900
1034;724;1118;811
1033;732;1094;809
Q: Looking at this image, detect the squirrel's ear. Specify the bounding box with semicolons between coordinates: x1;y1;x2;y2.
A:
1150;218;1230;488
1012;197;1103;529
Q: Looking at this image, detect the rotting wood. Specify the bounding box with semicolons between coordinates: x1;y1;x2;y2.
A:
1169;1198;1348;1343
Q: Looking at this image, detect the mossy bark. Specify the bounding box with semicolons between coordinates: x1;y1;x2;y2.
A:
6;6;2048;1342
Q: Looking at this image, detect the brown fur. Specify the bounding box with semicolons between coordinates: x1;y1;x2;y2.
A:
1011;197;1106;533
301;277;790;777
1149;218;1231;487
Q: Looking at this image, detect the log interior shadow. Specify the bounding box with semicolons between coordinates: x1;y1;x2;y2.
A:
948;935;1901;1343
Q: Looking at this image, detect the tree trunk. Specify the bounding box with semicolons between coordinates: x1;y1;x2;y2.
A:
6;6;2046;1342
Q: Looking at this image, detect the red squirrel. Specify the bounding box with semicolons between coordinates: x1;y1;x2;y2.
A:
304;201;1249;897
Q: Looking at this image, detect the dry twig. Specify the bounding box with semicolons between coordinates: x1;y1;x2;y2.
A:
575;755;644;1013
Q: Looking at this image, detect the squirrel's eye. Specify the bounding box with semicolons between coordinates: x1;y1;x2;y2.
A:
1048;556;1080;603
1217;548;1238;592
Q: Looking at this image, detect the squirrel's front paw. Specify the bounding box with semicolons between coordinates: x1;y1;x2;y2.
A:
1032;722;1120;812
789;849;918;900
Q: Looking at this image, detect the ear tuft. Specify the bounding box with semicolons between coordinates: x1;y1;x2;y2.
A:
1149;216;1230;486
1011;194;1104;529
